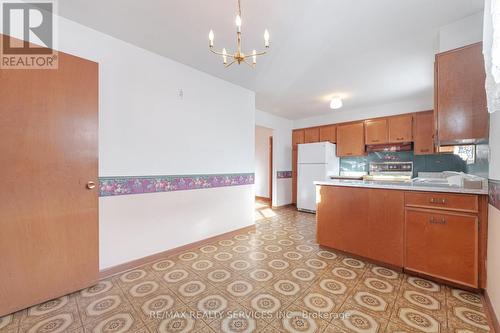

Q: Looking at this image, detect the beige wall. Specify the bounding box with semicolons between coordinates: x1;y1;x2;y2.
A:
255;126;273;198
487;110;500;320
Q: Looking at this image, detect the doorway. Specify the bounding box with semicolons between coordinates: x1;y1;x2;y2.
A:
255;126;273;205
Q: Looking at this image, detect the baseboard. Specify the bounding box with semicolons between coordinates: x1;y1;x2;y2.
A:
255;196;271;202
99;224;256;279
484;290;500;333
272;203;295;209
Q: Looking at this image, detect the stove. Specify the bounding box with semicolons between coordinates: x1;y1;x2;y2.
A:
363;162;413;182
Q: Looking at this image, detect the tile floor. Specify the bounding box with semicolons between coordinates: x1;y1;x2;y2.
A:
0;203;492;333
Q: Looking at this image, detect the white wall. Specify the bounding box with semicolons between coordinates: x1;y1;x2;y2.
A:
27;16;256;269
488;109;500;320
255;110;293;207
438;12;484;53
293;99;432;129
255;126;273;198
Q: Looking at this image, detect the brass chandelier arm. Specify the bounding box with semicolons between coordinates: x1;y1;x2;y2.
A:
209;48;236;58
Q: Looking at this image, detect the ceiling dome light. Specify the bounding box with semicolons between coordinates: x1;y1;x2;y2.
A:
330;97;343;109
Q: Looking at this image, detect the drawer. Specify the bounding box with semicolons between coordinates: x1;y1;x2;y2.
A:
405;192;478;213
405;208;478;288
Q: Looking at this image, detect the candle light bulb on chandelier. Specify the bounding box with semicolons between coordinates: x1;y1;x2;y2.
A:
222;48;228;64
264;29;270;47
235;15;242;32
208;30;214;47
252;50;257;64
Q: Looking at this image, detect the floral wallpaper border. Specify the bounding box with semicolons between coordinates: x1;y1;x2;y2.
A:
490;179;500;211
99;173;254;197
277;171;292;179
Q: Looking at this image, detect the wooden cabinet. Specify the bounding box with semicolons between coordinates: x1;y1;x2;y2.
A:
404;191;487;289
414;111;435;155
336;122;365;157
405;192;478;213
292;129;305;147
405;208;478;288
317;186;404;266
388;114;413;143
319;125;336;143
304;127;320;143
365;119;388;145
435;42;489;144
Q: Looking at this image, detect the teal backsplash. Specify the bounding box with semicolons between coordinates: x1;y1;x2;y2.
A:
340;144;489;178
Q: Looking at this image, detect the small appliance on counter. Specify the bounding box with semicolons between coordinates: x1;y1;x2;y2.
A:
362;161;413;182
297;142;339;213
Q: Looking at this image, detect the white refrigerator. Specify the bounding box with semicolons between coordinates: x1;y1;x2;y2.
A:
297;142;339;212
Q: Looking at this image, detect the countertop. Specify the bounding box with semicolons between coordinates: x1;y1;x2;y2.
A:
314;179;489;195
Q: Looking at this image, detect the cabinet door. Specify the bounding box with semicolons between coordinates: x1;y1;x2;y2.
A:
414;111;435;155
317;186;404;266
292;130;305;147
388;115;413;143
317;186;372;257
405;209;478;288
319;125;336;143
304;128;320;143
365;119;388;144
336;123;365;157
436;43;488;144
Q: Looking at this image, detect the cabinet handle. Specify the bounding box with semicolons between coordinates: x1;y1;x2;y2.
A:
430;198;446;204
397;137;404;140
420;149;430;152
429;217;447;224
372;139;379;143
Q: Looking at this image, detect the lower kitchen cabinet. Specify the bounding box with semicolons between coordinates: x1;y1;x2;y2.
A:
317;186;403;266
316;185;488;289
405;208;478;288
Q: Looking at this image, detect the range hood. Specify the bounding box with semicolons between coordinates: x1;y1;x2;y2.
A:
366;143;412;153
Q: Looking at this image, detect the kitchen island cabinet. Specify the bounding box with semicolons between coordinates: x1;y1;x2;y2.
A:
317;186;404;267
316;183;488;289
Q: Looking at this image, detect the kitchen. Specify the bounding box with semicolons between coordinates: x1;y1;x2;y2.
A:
292;40;491;287
2;1;500;332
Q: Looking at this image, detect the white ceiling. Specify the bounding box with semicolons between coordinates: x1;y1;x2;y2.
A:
58;0;484;120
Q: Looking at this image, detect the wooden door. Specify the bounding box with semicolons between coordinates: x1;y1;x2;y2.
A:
388;114;413;143
0;38;99;316
436;42;488;144
319;125;336;143
292;130;305;147
304;127;320;143
336;122;365;157
365;119;388;145
405;209;478;288
414;111;435;155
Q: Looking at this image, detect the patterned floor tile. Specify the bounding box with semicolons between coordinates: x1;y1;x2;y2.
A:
0;203;494;333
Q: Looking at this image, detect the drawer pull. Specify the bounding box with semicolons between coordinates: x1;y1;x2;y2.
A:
429;198;446;204
429;217;447;225
420;149;430;153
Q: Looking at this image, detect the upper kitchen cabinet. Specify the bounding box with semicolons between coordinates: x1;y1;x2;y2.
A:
365;118;388;145
292;129;305;147
319;125;336;143
388;114;413;143
414;111;435;155
336;122;366;157
435;42;489;144
304;127;320;143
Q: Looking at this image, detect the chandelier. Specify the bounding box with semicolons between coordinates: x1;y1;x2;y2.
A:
208;0;270;68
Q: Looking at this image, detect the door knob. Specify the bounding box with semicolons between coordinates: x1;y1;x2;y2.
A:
86;181;96;190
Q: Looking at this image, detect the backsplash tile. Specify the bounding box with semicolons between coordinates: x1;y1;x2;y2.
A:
277;171;292;179
340;147;489;178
